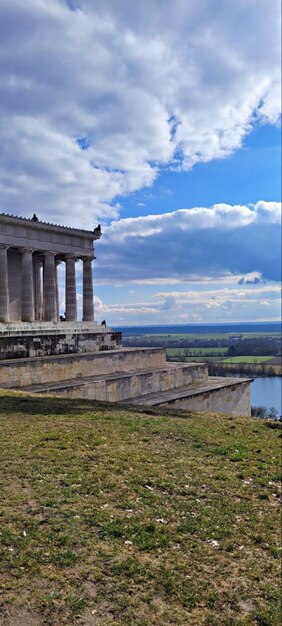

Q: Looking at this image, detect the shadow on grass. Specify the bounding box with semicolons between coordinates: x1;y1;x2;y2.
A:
0;390;197;420
0;392;119;417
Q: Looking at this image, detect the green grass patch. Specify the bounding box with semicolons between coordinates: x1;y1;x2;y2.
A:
0;390;281;625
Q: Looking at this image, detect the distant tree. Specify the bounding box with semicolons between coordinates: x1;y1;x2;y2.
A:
228;345;236;356
251;406;268;418
267;366;276;376
251;405;279;420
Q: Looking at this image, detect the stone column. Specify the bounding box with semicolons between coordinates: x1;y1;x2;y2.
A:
21;248;35;322
65;255;77;321
43;252;57;321
55;259;61;321
82;257;94;322
34;256;43;321
0;245;9;323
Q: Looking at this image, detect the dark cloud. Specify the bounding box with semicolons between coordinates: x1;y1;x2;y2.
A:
96;202;281;282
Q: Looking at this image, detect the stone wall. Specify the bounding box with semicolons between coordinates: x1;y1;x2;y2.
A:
161;381;251;415
25;362;208;402
0;347;167;388
0;329;122;359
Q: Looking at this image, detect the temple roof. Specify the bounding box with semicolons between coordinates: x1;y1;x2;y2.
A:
0;212;101;240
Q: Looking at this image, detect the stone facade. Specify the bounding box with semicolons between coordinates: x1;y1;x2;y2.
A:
0;213;100;322
0;322;122;360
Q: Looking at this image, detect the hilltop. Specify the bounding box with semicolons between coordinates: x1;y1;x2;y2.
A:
0;391;281;626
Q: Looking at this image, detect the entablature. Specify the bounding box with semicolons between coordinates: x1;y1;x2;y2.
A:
0;213;101;257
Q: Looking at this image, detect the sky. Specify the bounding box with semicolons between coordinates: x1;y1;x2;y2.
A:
0;0;281;325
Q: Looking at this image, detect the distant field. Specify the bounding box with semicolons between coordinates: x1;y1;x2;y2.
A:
223;356;274;364
166;347;228;356
134;331;281;341
167;356;223;363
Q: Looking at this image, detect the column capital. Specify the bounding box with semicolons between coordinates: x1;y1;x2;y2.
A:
81;255;95;262
42;250;56;258
20;247;34;254
0;244;9;250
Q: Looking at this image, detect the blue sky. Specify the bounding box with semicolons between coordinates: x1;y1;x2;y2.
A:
119;125;281;218
0;0;281;325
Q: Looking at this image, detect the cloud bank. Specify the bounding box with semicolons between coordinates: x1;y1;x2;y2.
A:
0;0;280;225
97;201;281;282
92;282;281;325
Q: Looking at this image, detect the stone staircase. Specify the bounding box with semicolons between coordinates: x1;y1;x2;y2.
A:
0;346;251;415
1;345;208;403
13;360;208;403
121;376;250;408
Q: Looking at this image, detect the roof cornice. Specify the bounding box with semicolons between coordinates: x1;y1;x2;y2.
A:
0;212;101;240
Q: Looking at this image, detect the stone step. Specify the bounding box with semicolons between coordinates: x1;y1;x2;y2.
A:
0;347;168;388
121;376;251;406
11;361;208;402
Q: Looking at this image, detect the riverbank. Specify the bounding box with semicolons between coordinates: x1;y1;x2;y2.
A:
0;390;281;625
208;361;281;377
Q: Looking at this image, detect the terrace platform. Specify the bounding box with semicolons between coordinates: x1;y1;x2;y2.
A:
1;347;252;416
0;321;122;359
123;375;252;415
10;360;207;403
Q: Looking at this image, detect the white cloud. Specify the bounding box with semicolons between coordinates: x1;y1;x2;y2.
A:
238;272;266;285
97;201;281;282
154;284;281;304
92;283;281;325
0;0;280;224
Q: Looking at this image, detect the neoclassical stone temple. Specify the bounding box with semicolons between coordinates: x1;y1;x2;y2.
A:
0;213;100;323
0;212;252;416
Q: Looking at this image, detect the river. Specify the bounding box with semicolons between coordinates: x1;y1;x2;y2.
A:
251;377;281;416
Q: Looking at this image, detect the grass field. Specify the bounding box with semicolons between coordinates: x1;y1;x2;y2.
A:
0;391;281;626
141;332;281;340
166;356;223;363
223;356;275;364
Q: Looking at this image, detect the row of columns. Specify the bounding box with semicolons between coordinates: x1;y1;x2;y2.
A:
0;245;94;323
